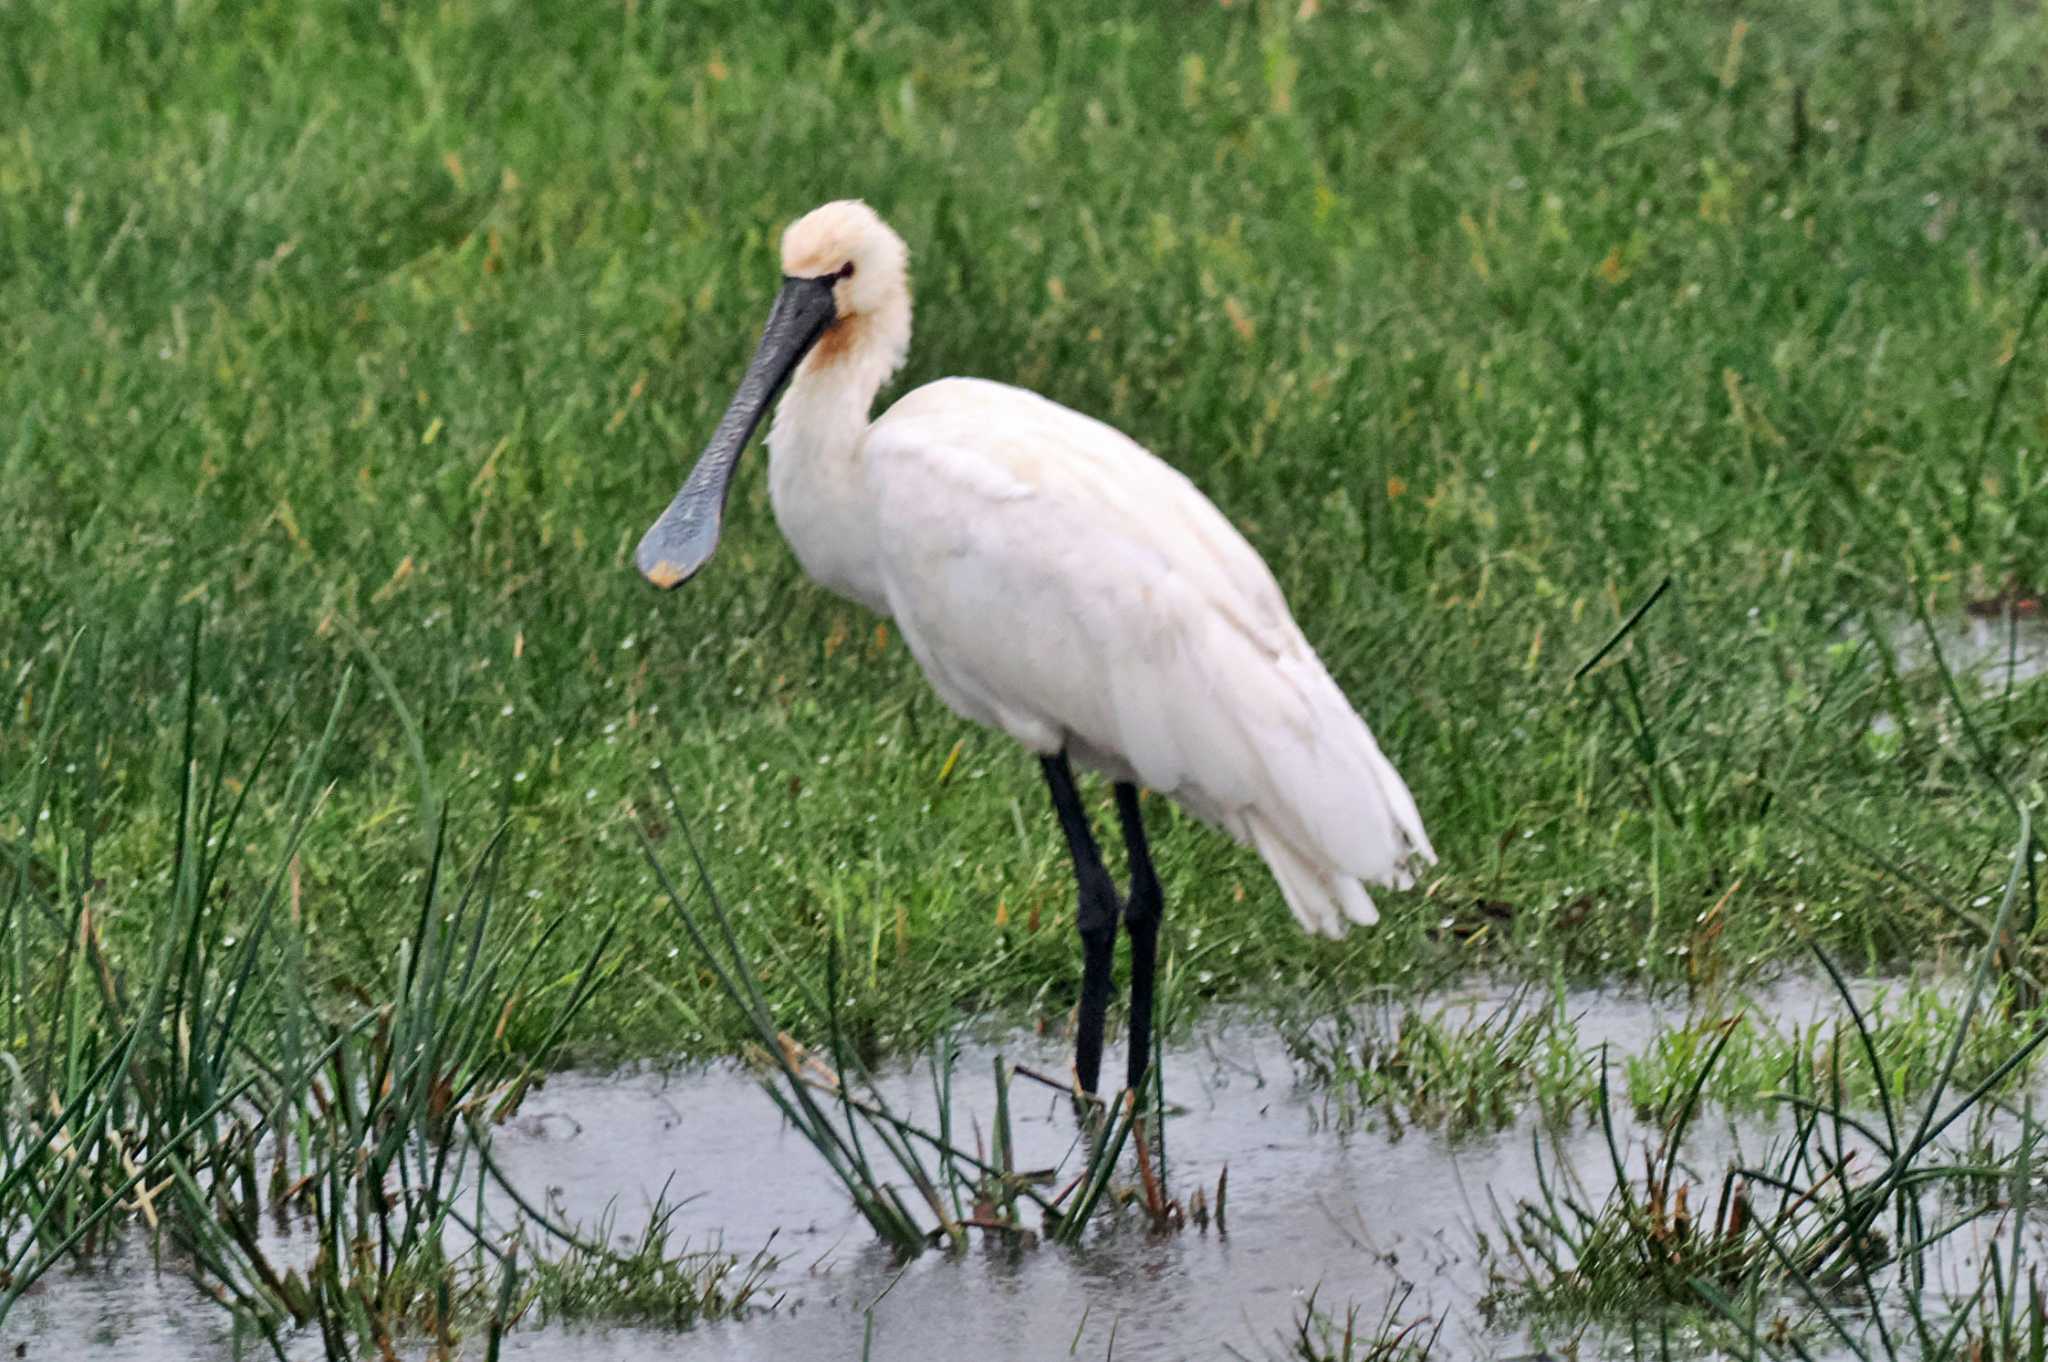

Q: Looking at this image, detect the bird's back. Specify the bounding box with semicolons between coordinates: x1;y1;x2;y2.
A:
863;377;1433;935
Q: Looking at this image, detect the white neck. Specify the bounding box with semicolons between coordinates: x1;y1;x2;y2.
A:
763;294;911;617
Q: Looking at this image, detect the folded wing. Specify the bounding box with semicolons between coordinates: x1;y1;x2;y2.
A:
865;377;1434;936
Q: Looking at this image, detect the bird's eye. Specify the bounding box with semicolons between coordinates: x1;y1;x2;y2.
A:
836;261;856;280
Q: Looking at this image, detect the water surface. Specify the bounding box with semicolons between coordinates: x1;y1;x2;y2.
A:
2;978;2025;1360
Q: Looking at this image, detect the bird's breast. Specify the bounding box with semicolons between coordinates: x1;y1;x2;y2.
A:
764;427;893;618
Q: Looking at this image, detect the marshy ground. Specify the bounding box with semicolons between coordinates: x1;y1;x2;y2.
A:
4;0;2048;1356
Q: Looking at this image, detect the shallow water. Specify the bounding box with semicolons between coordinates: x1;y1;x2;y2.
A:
0;977;2023;1360
1892;608;2048;690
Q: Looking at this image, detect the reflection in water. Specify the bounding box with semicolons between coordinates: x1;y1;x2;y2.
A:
0;979;2012;1360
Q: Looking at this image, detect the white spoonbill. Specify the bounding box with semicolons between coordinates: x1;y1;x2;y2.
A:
637;201;1434;1097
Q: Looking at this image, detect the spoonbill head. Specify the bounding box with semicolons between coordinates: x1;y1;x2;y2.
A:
637;202;909;591
638;201;1435;1100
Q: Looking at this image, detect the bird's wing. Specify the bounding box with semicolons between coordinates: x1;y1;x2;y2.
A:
863;378;1431;923
870;378;1298;649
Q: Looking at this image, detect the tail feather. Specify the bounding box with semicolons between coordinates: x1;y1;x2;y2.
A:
1263;655;1435;886
1242;677;1436;939
1248;815;1381;939
1360;735;1435;870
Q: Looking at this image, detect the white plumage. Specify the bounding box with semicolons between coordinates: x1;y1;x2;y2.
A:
862;378;1431;936
641;199;1433;943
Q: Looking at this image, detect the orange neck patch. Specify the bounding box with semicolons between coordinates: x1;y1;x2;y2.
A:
807;313;864;369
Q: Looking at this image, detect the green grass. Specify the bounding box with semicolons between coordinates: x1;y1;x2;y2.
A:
1282;985;1591;1134
0;629;759;1356
1279;1284;1444;1361
1279;974;2048;1138
5;0;2048;1065
1483;830;2048;1357
4;0;2048;1346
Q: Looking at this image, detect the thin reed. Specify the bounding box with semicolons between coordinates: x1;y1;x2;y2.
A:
637;765;1188;1255
0;620;756;1355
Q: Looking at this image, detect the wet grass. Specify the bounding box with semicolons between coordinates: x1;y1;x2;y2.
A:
1281;985;1591;1135
0;627;761;1355
1483;820;2048;1357
4;0;2048;1071
1272;1285;1444;1362
640;777;1192;1255
1281;971;2048;1140
1621;983;2048;1121
516;1201;775;1331
5;0;2048;1352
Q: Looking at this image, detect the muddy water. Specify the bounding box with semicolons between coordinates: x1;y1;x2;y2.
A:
0;980;2007;1360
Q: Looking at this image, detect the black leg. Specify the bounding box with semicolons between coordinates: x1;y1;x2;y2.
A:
1041;753;1120;1096
1115;782;1162;1095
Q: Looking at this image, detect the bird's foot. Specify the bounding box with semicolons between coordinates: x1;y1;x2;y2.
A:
1067;1067;1110;1131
